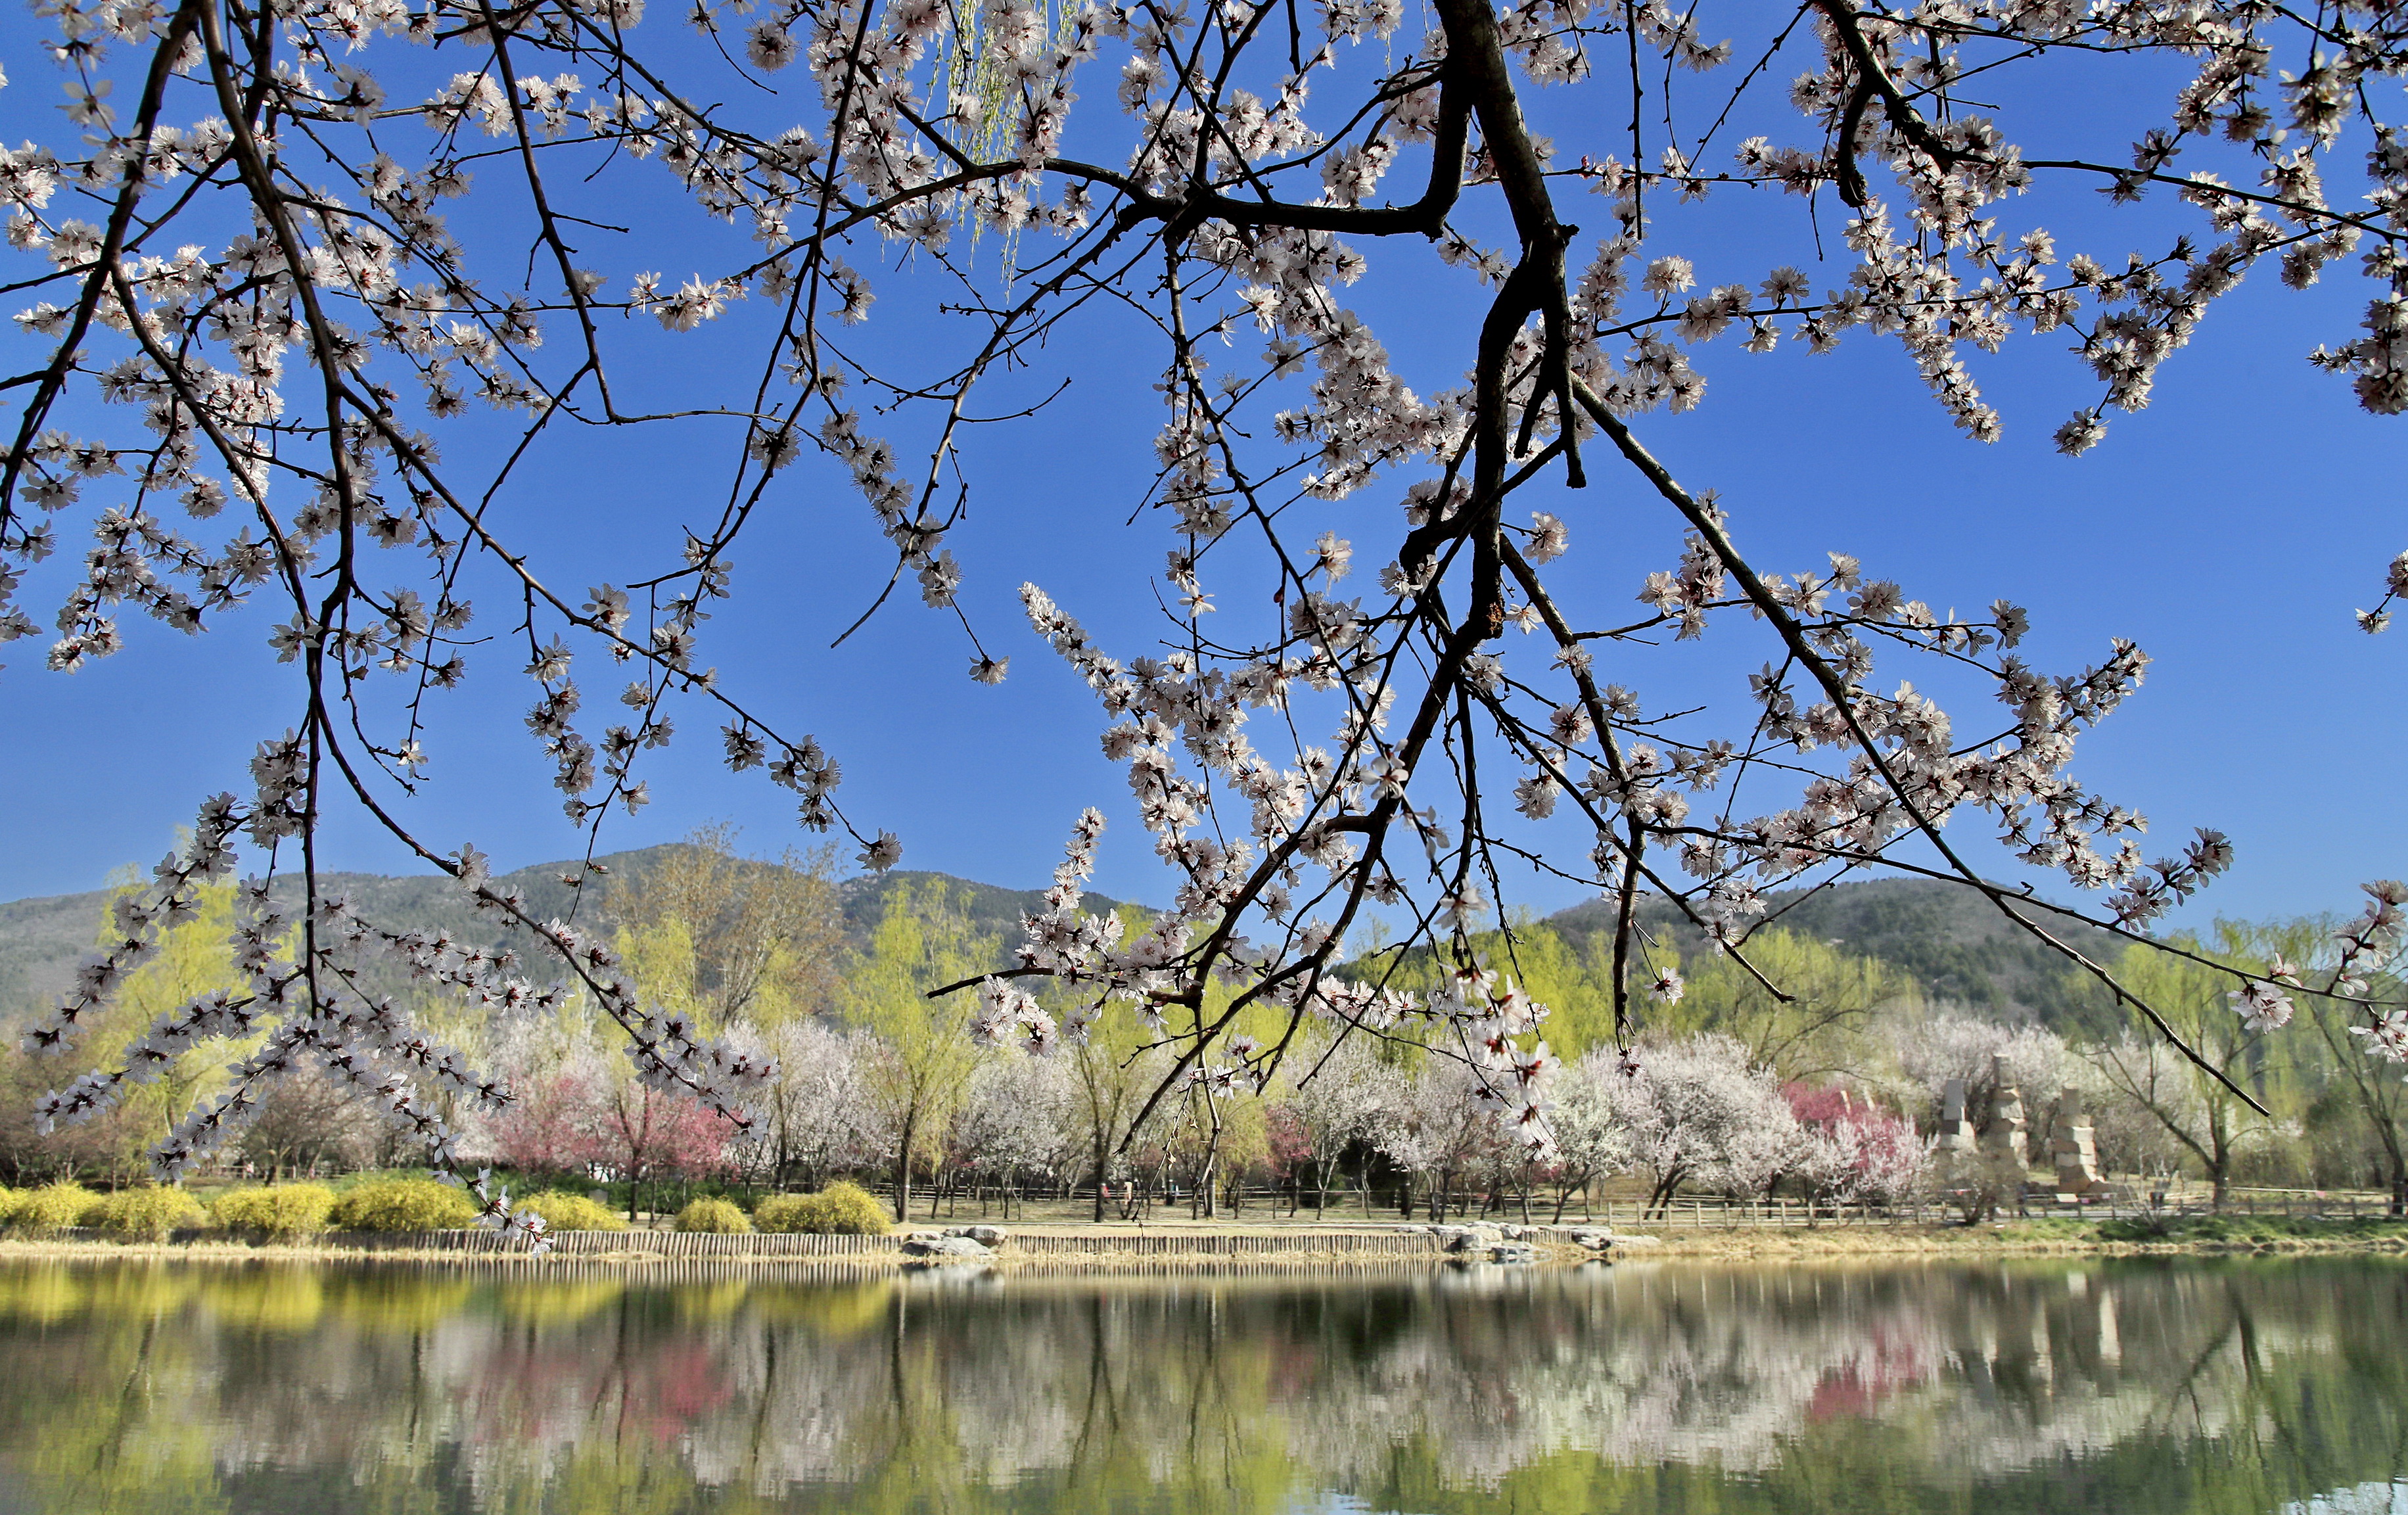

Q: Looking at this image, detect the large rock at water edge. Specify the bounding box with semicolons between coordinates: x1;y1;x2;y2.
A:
903;1233;994;1260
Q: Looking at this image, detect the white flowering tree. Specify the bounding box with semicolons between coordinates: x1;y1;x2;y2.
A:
1607;1033;1800;1216
1541;1046;1634;1220
8;0;2408;1236
1371;1052;1506;1221
1888;1008;2070;1125
738;1015;884;1188
1269;1029;1389;1213
954;1046;1081;1211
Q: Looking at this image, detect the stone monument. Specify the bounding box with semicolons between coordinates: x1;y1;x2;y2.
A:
1936;1078;1978;1152
1981;1057;2029;1166
2049;1089;2110;1196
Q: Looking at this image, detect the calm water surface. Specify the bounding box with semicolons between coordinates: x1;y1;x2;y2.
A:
1;1254;2404;1514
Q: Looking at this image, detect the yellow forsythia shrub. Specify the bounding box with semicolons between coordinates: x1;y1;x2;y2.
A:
211;1184;336;1239
753;1182;892;1236
11;1182;99;1232
515;1192;628;1232
328;1177;478;1233
81;1187;206;1242
673;1197;751;1234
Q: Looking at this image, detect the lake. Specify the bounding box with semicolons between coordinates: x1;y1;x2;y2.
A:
1;1253;2403;1514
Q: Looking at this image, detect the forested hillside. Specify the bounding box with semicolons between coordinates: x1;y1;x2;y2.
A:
0;848;1123;1023
3;851;2123;1031
1551;879;2127;1035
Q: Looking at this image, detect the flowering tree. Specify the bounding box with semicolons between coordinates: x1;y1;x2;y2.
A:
487;1063;601;1177
953;1046;1080;1211
1783;1082;1928;1206
1608;1033;1801;1216
11;0;2408;1230
1372;1052;1515;1220
1268;1030;1389;1213
1542;1047;1634;1220
586;1061;740;1195
737;1014;884;1188
1887;1008;2070;1127
490;1052;736;1203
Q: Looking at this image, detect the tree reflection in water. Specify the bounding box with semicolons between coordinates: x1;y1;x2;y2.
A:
1;1257;2404;1514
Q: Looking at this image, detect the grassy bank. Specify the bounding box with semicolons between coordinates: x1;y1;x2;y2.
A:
1629;1213;2408;1260
1;1213;2404;1270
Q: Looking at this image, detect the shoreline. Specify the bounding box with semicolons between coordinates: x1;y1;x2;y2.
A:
4;1215;2404;1272
1631;1230;2408;1261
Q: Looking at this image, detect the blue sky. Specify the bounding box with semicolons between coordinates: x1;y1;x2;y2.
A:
0;11;2399;933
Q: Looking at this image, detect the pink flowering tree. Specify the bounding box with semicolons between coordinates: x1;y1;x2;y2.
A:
9;0;2408;1235
490;1059;735;1206
488;1067;606;1182
1784;1083;1930;1207
591;1078;739;1198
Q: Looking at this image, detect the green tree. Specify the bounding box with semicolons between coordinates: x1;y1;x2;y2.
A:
104;871;250;1167
2233;916;2408;1211
2085;926;2308;1207
1672;927;1916;1082
847;883;995;1223
1;869;262;1183
1399;918;1911;1077
609;825;845;1030
1059;970;1172;1222
2304;985;2408;1211
1487;919;1617;1058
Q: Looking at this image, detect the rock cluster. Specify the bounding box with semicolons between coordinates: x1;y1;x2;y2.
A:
1402;1222;1660;1260
900;1226;1006;1261
1403;1224;1546;1263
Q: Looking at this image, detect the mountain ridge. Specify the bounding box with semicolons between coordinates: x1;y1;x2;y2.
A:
1546;875;2124;1030
3;854;2121;1031
0;848;1133;1018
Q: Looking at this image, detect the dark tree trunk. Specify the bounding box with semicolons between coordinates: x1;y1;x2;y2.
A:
893;1111;917;1224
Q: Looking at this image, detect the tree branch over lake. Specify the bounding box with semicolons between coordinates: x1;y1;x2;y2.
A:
4;0;2405;1236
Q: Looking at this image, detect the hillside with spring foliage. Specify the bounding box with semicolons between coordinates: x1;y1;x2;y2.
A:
0;849;1128;1022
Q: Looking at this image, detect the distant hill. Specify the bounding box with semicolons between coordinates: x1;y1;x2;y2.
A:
3;854;2132;1033
1548;876;2125;1033
0;848;1133;1019
0;885;112;1021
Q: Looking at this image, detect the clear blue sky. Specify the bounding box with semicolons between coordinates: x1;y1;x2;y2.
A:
0;15;2399;932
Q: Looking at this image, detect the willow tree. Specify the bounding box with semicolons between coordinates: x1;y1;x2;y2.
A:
848;881;990;1221
85;874;258;1178
2242;915;2408;1212
2085;927;2309;1207
1058;983;1172;1221
1658;928;1915;1083
606;825;846;1029
9;0;2407;1229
